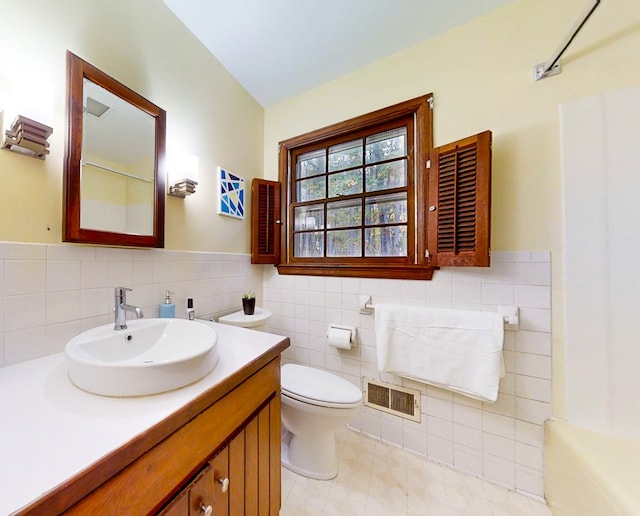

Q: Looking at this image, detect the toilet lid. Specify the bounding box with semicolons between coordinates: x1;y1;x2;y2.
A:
281;364;362;407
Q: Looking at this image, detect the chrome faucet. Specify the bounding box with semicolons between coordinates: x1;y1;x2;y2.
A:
114;287;144;330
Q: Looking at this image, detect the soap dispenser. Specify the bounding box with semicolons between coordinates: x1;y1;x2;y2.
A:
159;290;175;318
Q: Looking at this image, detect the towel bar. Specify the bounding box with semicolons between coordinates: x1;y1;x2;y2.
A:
358;295;519;328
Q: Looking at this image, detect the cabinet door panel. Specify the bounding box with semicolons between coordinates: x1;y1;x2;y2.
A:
245;416;259;515
268;396;281;516
258;406;270;516
229;429;246;514
210;447;229;515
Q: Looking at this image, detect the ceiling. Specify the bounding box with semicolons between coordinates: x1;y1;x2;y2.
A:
163;0;518;107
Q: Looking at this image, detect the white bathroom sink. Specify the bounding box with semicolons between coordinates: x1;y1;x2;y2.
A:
65;318;218;397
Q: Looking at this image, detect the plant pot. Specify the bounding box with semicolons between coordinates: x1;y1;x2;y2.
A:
242;298;256;315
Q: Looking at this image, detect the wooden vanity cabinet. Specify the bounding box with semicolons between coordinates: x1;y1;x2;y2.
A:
54;355;283;516
159;394;280;516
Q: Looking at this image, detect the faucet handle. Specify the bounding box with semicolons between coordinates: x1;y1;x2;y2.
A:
115;286;132;301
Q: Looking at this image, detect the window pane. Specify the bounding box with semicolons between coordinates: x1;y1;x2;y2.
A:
328;139;363;172
294;232;324;257
296;149;325;179
328;169;363;198
296;176;326;202
365;127;407;165
365;226;407;257
327;229;361;257
365;193;407;225
366;159;407;192
294;204;324;231
327;199;361;229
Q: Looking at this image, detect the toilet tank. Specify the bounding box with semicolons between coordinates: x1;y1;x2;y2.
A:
217;307;272;331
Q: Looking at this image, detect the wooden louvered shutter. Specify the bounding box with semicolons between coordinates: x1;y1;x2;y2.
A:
251;178;281;264
427;131;491;267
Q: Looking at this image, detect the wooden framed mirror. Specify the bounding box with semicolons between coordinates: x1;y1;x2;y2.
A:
63;51;165;247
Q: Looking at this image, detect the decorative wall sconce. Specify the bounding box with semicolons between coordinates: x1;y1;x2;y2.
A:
2;114;53;160
169;177;198;198
168;151;199;198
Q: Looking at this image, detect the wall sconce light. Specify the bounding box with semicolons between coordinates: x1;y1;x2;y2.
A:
2;114;53;160
1;77;54;160
168;151;199;198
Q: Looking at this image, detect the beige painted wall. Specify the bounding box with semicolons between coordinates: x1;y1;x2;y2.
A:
0;0;263;253
263;0;640;419
2;0;639;421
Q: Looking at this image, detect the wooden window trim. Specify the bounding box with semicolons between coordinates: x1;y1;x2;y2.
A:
251;95;492;280
276;95;434;280
274;263;436;280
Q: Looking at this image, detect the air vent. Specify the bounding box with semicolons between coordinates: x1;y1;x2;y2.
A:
362;377;421;422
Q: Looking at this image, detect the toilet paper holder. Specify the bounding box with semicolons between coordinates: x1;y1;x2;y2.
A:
326;323;356;350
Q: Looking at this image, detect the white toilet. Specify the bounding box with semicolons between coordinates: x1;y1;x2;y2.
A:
281;363;362;480
217;311;362;480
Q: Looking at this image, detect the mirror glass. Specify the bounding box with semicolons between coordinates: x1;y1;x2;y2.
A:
81;79;156;235
64;51;165;247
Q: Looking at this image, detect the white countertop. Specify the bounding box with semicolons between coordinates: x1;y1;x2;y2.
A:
0;321;286;515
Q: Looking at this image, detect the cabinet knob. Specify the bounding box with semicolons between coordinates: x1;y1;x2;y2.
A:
200;504;213;516
217;477;230;492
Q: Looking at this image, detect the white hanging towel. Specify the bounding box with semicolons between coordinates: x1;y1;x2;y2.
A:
375;304;504;402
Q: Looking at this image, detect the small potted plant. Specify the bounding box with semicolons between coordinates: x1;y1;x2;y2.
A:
242;291;256;315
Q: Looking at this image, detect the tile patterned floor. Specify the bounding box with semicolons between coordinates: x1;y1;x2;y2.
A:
280;428;552;516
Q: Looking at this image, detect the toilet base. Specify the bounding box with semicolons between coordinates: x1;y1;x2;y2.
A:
281;428;338;480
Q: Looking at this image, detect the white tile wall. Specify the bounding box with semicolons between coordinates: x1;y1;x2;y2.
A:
0;244;552;500
0;242;262;367
263;251;552;498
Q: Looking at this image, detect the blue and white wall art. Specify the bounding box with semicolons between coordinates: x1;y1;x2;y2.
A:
217;166;245;219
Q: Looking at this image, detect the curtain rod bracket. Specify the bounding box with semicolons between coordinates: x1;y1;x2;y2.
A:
534;62;562;81
533;0;601;81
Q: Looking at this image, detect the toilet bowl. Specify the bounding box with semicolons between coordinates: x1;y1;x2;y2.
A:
281;363;362;480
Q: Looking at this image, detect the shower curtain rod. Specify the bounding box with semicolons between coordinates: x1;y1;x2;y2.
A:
534;0;601;81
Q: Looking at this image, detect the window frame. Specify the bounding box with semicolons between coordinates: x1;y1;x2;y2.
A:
276;95;435;280
289;115;414;265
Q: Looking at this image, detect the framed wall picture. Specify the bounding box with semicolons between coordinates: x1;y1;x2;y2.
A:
217;166;245;219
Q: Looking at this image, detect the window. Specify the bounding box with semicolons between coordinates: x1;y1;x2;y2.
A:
252;95;491;280
291;119;412;261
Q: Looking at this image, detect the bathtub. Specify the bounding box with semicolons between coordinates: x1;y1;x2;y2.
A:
545;420;640;516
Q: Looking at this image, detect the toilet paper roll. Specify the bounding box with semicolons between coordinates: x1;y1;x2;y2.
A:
327;325;353;350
